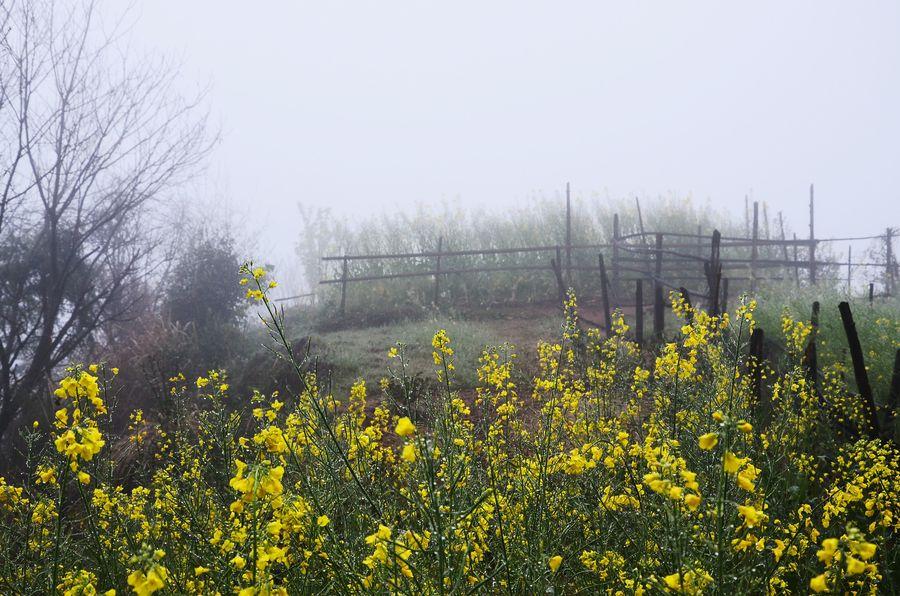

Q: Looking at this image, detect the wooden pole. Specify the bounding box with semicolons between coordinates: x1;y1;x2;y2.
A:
635;279;644;348
792;233;800;286
886;227;894;296
612;213;621;302
339;256;349;317
751;201;759;292
803;301;823;406
838;301;880;438
869;282;875;306
434;235;443;306
887;349;899;441
598;254;613;337
565;183;572;284
778;211;790;278
809;184;817;285
635;197;647;246
847;245;852;294
706;229;721;315
654;233;663;283
653;282;664;339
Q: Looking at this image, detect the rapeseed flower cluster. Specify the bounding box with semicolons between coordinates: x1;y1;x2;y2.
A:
0;266;897;594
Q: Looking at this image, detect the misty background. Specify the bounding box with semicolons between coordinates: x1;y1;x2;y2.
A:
120;0;900;294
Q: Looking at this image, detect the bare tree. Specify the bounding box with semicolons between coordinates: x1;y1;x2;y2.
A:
0;0;211;448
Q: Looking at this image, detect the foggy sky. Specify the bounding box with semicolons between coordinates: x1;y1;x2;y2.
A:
125;1;899;285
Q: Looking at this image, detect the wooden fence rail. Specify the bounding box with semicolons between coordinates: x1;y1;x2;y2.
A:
317;188;897;318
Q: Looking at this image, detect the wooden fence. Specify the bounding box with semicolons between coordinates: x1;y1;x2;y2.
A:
318;185;898;323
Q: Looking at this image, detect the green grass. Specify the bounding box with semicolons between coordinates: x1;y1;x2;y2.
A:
753;284;900;403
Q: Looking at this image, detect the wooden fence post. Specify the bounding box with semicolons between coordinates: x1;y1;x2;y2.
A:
838;301;880;438
778;211;790;279
809;184;817;285
434;235;443;306
886;227;894;296
792;233;800;286
654;233;663;283
705;229;721;315
887;349;899;441
598;254;613;337
847;245;852;293
635;279;644;348
869;283;875;306
612;213;621;300
751;201;759;292
339;256;349;317
565;183;572;284
653;283;664;340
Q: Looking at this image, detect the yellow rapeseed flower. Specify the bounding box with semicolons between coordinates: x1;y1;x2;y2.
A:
698;433;718;450
395;417;416;437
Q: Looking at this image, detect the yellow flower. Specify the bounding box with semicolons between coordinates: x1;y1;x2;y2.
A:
231;555;246;569
548;555;563;572
127;565;167;596
851;540;876;560
663;572;681;591
77;471;91;485
723;451;745;474
817;538;839;564
737;504;765;528
395;417;416;437
737;421;753;434
772;539;785;562
809;573;829;593
401;443;416;463
684;494;701;511
846;555;866;575
317;514;330;527
194;566;210;576
698;433;718;450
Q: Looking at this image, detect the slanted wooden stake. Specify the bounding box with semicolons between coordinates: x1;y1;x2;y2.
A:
838;301;880;438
